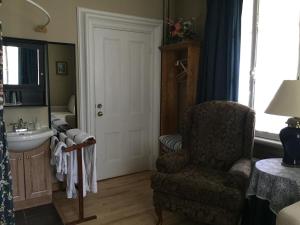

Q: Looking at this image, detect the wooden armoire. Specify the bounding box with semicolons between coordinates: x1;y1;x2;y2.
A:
160;41;201;135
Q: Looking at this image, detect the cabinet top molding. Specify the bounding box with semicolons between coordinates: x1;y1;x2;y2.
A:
160;41;200;51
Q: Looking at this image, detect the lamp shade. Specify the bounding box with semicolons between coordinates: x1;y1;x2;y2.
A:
265;80;300;118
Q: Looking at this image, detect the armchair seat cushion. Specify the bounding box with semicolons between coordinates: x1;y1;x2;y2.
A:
151;166;245;211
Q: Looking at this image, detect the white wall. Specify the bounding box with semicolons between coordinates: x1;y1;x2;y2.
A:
175;0;207;40
0;0;163;127
48;43;76;107
0;0;163;43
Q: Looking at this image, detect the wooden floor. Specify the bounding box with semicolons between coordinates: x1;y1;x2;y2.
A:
53;171;199;225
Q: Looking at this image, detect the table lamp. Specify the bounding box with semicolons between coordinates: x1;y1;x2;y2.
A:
265;80;300;167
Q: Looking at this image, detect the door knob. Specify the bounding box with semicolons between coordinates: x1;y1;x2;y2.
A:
98;111;103;117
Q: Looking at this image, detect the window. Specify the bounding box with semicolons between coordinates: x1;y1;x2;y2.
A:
239;0;300;140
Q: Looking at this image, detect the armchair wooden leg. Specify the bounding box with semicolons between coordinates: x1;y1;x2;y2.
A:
155;207;163;225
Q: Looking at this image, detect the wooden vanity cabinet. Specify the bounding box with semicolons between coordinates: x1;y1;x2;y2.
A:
9;152;25;202
24;143;52;200
9;141;52;211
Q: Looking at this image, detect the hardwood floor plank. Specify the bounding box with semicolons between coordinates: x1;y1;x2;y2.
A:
53;171;199;225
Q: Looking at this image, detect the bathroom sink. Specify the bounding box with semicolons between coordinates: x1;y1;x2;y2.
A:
7;127;54;152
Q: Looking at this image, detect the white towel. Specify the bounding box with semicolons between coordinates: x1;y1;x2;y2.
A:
66;129;81;140
58;133;69;177
50;136;58;166
62;149;69;177
52;118;67;127
54;141;67;182
59;132;68;142
74;131;97;196
66;138;78;199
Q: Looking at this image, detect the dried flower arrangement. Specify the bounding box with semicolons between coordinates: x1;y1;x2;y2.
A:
165;18;197;44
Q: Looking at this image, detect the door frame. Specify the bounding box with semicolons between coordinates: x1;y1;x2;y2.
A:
77;8;163;169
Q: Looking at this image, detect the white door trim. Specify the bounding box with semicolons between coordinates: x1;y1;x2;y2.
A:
77;8;163;169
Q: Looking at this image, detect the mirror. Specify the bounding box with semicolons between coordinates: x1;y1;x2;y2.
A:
3;37;46;106
3;46;42;86
2;38;77;128
48;43;77;129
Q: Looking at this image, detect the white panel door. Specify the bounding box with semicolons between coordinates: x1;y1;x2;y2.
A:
93;28;151;180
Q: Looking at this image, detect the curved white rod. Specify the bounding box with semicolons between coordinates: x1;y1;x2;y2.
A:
25;0;51;32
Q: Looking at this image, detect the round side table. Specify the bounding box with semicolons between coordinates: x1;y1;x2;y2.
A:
247;158;300;214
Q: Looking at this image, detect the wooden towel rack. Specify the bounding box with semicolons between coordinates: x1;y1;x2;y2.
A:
63;138;97;225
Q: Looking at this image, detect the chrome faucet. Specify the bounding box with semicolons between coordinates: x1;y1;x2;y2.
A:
10;118;28;132
18;118;24;128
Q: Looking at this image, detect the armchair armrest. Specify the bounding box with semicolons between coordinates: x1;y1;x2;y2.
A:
227;159;252;191
156;152;188;173
229;158;252;179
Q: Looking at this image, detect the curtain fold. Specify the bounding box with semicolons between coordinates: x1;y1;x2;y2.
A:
19;48;38;85
0;3;15;224
197;0;243;103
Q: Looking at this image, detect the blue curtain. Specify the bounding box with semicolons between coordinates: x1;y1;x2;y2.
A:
197;0;243;103
19;48;38;85
0;5;15;225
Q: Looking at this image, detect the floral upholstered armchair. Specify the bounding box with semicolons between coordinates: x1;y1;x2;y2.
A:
151;101;255;225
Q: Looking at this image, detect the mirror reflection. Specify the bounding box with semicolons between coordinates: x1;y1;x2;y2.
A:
48;43;77;129
3;45;43;86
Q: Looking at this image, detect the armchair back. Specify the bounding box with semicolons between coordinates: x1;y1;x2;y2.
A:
182;101;255;170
